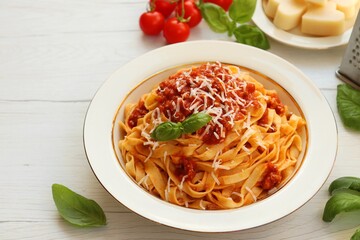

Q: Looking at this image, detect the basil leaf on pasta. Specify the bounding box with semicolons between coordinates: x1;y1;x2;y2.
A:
182;112;212;134
337;84;360;131
151;122;183;141
52;184;106;227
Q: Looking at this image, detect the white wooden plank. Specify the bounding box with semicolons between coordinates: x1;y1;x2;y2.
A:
0;101;130;223
0;0;145;36
0;33;344;101
0;211;359;239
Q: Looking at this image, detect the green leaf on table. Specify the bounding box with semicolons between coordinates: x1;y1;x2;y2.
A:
229;0;257;23
331;188;360;197
322;192;360;222
351;228;360;240
200;3;231;33
329;177;360;195
233;24;270;50
52;184;106;227
337;84;360;131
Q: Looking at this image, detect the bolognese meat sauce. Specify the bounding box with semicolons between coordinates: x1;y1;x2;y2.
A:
261;162;282;190
174;158;196;181
127;100;149;128
155;62;260;144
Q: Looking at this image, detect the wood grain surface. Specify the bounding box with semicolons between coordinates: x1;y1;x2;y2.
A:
1;0;359;239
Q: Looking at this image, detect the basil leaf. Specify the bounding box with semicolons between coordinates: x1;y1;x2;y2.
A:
329;177;360;195
200;3;231;33
332;188;360;197
182;112;212;134
229;0;257;24
351;228;360;240
52;184;106;227
233;24;270;50
151;121;183;141
337;84;360;131
322;192;360;222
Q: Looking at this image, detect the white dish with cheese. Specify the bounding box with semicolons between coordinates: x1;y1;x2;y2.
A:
253;0;359;49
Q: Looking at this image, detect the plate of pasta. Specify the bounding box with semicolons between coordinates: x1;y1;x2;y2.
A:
83;40;337;232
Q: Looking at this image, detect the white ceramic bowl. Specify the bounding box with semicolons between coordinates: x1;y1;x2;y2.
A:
83;40;337;232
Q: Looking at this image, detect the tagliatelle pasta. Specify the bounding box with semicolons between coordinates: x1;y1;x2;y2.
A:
118;62;306;210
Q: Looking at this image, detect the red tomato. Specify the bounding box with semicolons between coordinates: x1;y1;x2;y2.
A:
176;0;202;28
139;11;165;35
163;17;190;44
151;0;177;18
204;0;233;11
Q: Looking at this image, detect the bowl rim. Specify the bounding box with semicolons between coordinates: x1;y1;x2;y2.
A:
83;40;338;232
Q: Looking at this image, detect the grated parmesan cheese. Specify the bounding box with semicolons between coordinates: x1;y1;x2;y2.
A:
199;199;206;210
241;128;256;142
165;177;171;202
245;186;257;202
242;145;251;154
163;151;168;163
211;172;221;185
144;149;153;162
184;200;189;208
138;174;149;189
178;175;188;191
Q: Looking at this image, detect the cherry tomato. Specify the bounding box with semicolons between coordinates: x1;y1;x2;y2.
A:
151;0;177;18
204;0;233;11
176;0;202;28
139;11;165;35
163;17;190;44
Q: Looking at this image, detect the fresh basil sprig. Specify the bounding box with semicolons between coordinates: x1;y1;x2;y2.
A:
337;84;360;131
229;0;256;24
151;112;212;141
199;0;270;50
351;228;360;240
329;176;360;195
52;184;106;227
182;112;212;133
200;3;230;33
233;24;270;49
322;177;360;238
322;191;360;222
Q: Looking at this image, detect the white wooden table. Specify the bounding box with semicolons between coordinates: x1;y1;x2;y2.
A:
1;0;360;239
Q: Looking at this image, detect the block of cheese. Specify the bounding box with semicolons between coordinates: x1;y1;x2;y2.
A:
331;0;357;19
301;1;345;36
264;0;282;18
273;0;307;30
305;0;327;6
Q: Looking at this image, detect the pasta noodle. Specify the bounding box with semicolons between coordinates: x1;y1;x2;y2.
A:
118;62;306;210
